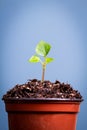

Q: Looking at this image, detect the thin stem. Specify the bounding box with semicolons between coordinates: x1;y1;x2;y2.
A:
41;63;46;82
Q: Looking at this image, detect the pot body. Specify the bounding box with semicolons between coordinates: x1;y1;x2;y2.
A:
4;99;82;130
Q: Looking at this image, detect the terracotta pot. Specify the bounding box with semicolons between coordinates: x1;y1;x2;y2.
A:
4;98;82;130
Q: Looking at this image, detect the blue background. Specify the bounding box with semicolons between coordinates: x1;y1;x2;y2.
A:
0;0;87;129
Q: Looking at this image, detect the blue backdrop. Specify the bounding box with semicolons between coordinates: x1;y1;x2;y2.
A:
0;0;87;130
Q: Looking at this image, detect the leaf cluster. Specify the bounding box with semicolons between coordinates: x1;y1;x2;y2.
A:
28;40;54;65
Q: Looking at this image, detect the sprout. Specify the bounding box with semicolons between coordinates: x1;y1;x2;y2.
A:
28;40;54;82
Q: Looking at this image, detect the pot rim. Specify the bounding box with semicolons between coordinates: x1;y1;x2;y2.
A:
3;97;83;103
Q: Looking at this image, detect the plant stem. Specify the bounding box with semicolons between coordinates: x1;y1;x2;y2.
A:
41;63;46;82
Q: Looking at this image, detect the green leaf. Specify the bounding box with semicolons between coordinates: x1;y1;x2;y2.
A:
28;55;40;63
36;40;51;57
45;57;54;64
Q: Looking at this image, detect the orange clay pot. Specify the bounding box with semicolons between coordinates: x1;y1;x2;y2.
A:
4;98;82;130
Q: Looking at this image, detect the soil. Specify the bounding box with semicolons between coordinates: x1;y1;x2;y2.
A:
2;79;82;100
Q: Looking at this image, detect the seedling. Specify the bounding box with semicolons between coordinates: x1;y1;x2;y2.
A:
28;40;54;82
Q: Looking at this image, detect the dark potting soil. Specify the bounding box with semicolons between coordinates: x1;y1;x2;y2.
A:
2;79;82;100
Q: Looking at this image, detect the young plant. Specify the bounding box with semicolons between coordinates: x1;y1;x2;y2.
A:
28;40;54;82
